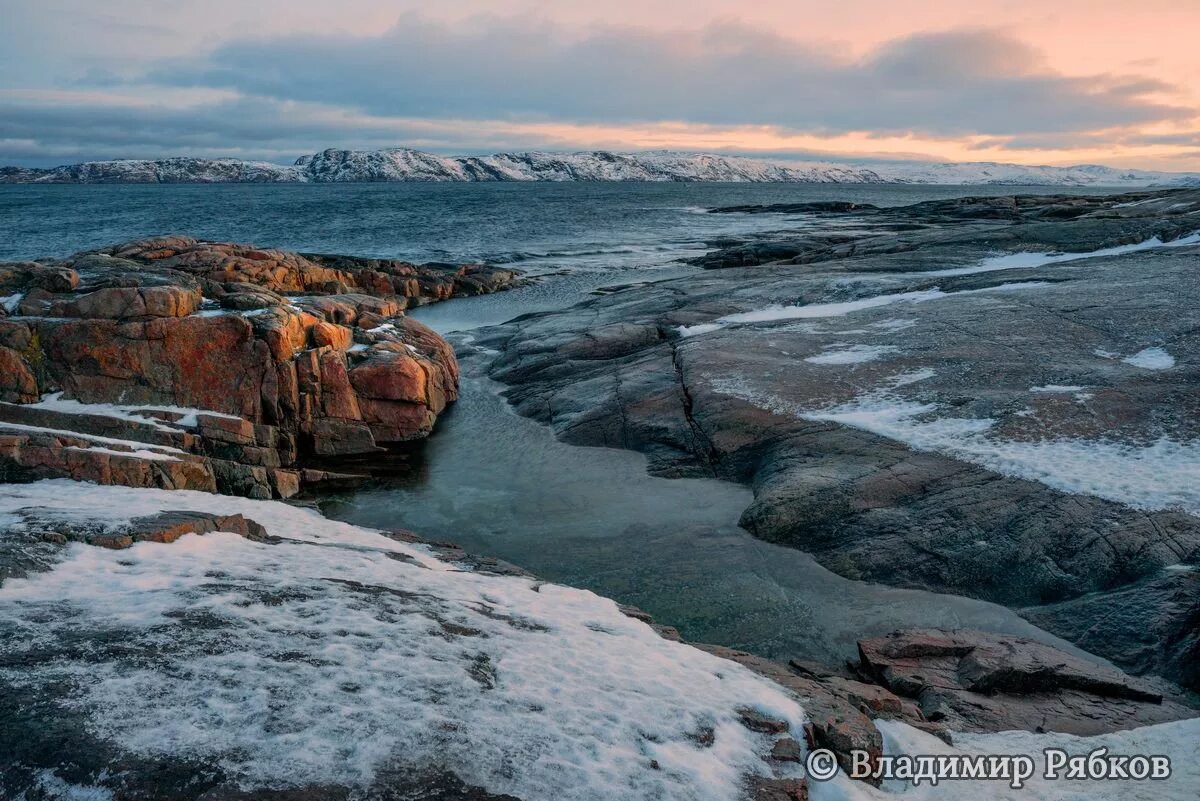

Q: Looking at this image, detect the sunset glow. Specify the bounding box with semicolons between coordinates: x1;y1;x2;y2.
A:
2;0;1198;169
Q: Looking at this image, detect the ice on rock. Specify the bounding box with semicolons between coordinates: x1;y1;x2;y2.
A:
930;230;1200;278
1122;347;1176;370
0;481;805;801
805;345;898;365
712;382;1200;516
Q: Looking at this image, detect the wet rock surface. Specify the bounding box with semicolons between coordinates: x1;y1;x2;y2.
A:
476;188;1200;692
693;190;1200;269
0;237;518;498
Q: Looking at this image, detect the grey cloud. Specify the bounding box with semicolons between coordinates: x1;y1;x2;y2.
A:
0;96;721;166
141;17;1192;137
969;130;1200;151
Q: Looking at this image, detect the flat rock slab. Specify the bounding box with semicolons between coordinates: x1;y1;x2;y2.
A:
857;629;1193;735
478;188;1200;693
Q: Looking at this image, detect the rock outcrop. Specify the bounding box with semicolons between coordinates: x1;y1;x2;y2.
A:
626;599;1197;778
855;629;1193;735
0;237;518;498
475;188;1200;692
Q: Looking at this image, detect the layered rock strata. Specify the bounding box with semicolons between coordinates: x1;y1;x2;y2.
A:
0;237;518;498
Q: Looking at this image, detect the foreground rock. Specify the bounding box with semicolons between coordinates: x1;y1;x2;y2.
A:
0;237;517;498
855;629;1193;735
475;188;1200;692
4;480;1195;800
626;600;1196;778
0;480;814;801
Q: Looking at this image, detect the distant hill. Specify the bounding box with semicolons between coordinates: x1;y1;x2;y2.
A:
4;147;1198;186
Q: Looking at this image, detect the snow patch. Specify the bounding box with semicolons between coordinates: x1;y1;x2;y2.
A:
20;392;241;429
678;282;1048;337
930;231;1200;278
0;421;188;458
63;445;179;462
0;481;806;801
1031;385;1086;393
868;318;917;333
1;292;24;313
1123;348;1176;370
711;383;1200;515
805;345;898;365
32;770;115;801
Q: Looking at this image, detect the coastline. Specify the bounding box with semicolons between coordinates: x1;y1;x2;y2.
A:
2;187;1199;799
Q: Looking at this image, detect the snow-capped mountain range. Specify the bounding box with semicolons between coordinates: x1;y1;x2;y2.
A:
3;147;1198;186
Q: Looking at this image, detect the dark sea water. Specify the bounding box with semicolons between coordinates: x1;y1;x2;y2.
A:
1;182;1113;664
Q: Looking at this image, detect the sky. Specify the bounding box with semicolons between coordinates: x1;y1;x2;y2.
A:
2;0;1199;170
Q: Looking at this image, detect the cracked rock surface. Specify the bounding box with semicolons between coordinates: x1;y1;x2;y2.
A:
476;188;1200;692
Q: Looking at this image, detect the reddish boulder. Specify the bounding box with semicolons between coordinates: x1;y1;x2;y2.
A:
310;321;353;350
0;346;38;403
0;237;519;498
349;353;428;405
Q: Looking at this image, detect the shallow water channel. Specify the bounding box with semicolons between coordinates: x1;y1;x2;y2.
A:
321;290;1084;667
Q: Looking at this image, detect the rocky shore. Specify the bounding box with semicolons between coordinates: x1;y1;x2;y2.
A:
2;192;1199;800
476;188;1200;695
3;480;1195;801
0;236;518;498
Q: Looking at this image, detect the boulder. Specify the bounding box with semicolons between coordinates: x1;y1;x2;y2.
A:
52;285;202;319
0;236;513;498
0;346;37;403
857;629;1195;735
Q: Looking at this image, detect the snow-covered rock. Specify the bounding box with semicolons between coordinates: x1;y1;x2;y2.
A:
5;148;1199;185
0;157;300;184
0;480;809;801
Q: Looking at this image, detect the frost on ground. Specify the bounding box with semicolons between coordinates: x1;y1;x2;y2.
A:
677;283;1048;337
0;481;806;801
2;481;1199;800
928;230;1200;277
712;379;1200;517
1122;348;1176;370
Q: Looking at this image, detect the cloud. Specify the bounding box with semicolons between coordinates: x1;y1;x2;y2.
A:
3;93;880;166
0;95;562;165
138;17;1191;137
4;14;1197;168
967;129;1200;152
